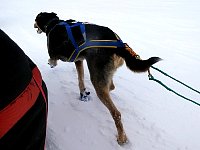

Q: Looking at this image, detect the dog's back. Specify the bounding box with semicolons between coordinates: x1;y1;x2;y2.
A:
85;24;118;40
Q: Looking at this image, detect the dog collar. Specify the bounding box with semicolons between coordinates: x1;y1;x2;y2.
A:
44;18;59;33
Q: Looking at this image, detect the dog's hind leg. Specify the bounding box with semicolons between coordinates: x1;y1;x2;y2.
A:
93;83;127;144
109;54;123;92
75;60;90;101
86;52;127;144
110;79;115;91
89;67;127;144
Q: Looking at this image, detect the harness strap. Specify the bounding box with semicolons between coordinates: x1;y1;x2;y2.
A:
0;66;46;138
69;40;125;61
70;22;86;40
63;22;79;50
44;18;59;33
58;21;125;62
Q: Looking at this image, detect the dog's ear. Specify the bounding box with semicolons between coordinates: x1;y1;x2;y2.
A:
36;12;43;18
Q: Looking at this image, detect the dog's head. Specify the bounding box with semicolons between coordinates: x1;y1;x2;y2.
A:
34;12;59;34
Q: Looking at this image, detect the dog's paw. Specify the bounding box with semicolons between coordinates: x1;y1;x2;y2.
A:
80;88;90;101
117;133;128;145
48;59;57;68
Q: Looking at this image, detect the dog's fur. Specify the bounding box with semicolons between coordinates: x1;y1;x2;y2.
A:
34;12;161;144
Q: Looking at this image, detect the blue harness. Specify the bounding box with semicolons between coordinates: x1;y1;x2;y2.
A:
58;22;125;62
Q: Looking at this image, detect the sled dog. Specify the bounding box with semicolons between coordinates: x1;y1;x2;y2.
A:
34;12;161;144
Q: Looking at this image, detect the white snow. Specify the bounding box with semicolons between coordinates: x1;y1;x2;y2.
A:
1;0;200;150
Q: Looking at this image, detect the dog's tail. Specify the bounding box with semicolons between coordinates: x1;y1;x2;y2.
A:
116;44;161;72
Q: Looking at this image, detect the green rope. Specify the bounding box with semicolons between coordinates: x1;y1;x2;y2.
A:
149;66;200;107
151;66;200;94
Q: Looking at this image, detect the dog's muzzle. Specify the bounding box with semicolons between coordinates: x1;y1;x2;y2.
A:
34;23;43;34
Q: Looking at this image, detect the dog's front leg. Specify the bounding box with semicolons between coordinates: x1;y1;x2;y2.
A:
75;61;90;101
